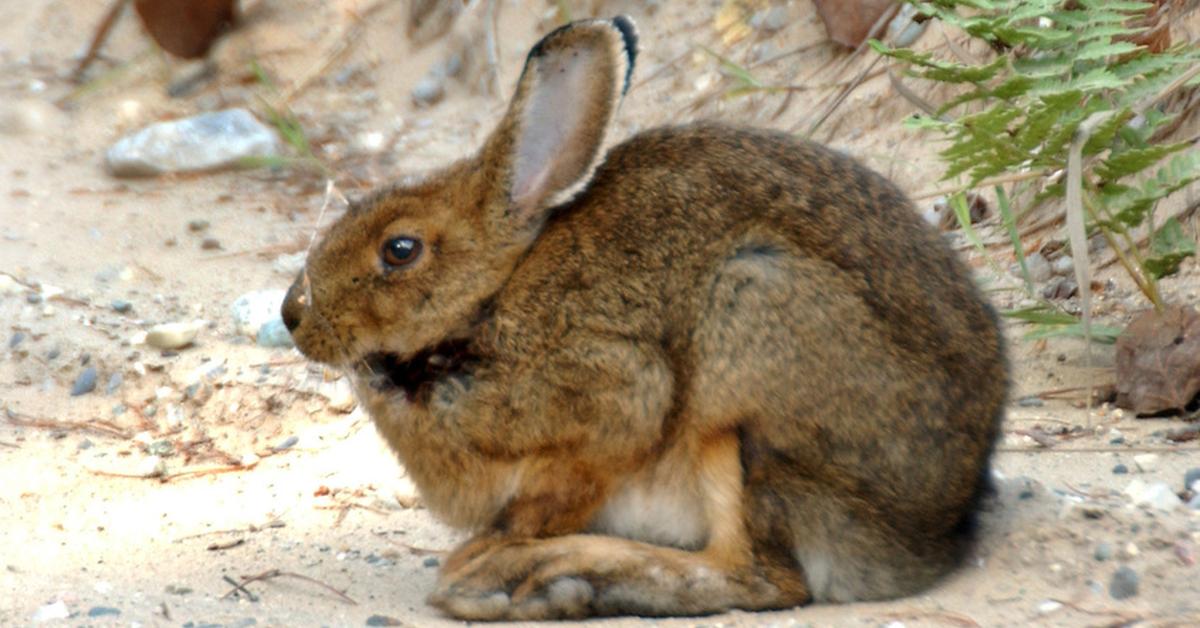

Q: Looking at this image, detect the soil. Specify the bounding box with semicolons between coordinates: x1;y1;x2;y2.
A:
1;1;1198;626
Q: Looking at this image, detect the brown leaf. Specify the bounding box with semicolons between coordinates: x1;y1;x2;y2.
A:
812;0;895;48
134;0;236;59
1115;304;1200;415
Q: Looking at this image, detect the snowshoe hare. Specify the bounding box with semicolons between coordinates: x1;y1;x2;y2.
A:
282;16;1007;620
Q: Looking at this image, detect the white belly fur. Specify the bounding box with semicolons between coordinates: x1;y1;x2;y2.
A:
588;448;709;550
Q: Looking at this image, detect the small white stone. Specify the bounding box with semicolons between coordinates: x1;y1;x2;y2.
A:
320;377;357;413
1124;479;1182;511
0;274;22;296
231;289;287;338
1134;453;1159;473
137;455;166;478
1037;600;1062;614
1123;541;1140;558
32;600;69;622
145;320;203;350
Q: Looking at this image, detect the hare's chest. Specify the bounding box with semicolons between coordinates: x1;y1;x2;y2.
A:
588;463;708;550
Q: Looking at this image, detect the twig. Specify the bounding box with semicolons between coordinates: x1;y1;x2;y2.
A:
222;575;260;602
372;532;448;556
174;519;285;542
0;440;19;448
72;0;131;83
878;609;981;628
207;538;246;551
235;569;357;605
5;411;131;439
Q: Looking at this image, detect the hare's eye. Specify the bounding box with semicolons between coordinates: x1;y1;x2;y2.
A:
381;236;423;269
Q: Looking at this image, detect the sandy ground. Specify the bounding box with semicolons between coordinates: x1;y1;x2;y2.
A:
1;1;1198;626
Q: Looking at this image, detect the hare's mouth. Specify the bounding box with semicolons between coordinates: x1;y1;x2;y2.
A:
361;339;475;401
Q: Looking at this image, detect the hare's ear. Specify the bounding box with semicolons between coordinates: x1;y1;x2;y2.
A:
481;16;637;230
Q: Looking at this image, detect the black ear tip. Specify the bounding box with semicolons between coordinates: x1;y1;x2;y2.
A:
610;15;639;94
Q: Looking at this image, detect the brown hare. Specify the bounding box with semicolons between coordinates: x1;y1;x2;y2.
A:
281;15;1007;620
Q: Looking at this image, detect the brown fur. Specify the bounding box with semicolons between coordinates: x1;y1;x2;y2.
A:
281;16;1007;620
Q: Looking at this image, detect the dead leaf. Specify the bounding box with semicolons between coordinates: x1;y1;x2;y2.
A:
1115;304;1200;415
812;0;895;48
134;0;236;59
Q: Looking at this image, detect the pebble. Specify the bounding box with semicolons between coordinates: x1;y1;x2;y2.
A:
231;289;287;338
8;331;24;348
1016;395;1043;407
188;219;210;232
319;377;357;412
750;5;789;31
0;274;22;295
110;299;132;313
79;438;93;450
1189;494;1200;510
411;73;446;107
1133;453;1159;473
1051;255;1074;276
1112;463;1129;475
87;606;120;618
1023;252;1053;282
201;237;222;250
366;615;405;627
423;556;440;568
1123;479;1182;511
256;318;294;348
1185;467;1200;491
145;321;202;350
105;108;281;177
1036;600;1062;615
1094;542;1113;561
137;455;167;478
32;601;69;622
1109;565;1139;599
105;371;123;395
272;435;299;451
272;252;306;276
147;439;174;456
26;292;42;304
71;366;98;396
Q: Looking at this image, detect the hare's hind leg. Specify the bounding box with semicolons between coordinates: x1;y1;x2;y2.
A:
429;433;809;620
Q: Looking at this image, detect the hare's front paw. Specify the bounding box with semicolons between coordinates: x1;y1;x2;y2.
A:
430;539;595;620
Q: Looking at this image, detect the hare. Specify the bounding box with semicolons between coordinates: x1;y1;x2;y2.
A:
281;15;1007;620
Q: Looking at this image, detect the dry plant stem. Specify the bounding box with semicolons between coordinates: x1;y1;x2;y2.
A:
236;569;357;605
913;169;1050;201
222;575;259;602
998;445;1189;453
5;412;131;439
72;0;130;83
879;609;981;628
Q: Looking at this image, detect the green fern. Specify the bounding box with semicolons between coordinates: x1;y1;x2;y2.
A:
875;0;1200;338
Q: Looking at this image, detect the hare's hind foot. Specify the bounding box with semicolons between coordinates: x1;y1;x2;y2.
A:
429;533;808;620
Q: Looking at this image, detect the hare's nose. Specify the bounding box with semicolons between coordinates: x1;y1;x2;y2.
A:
281;278;306;332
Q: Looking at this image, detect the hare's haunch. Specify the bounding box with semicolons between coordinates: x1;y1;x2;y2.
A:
282;15;1007;620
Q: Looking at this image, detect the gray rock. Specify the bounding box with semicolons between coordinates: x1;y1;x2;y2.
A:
423;556;440;568
1109;565;1138;599
1051;255;1074;276
1185;467;1200;491
366;615;404;627
1112;463;1129;475
256;318;294;348
273;435;299;451
71;367;98;396
26;292;42;304
1016;395;1044;407
411;74;446;107
750;6;789;31
105;108;280;177
87;606;120;618
1023;252;1053;282
1124;478;1182;511
8;331;24;348
1189;494;1200;510
188;219;210;232
110;299;132;313
146;321;202;350
1094;542;1112;561
105;371;123;395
